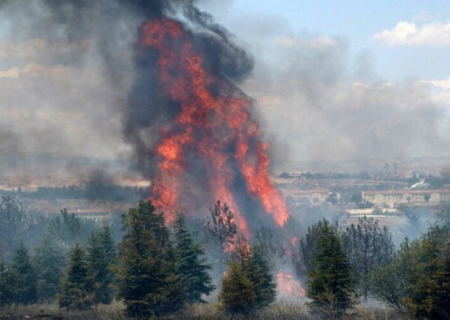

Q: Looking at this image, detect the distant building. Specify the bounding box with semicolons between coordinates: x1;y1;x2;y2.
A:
282;189;339;205
362;189;450;208
346;208;400;216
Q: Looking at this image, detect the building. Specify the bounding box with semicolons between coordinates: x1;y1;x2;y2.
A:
362;189;450;208
281;189;338;205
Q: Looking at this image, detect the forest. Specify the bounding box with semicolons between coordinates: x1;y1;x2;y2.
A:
0;195;450;319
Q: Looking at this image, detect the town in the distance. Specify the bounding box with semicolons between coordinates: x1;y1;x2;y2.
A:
2;154;448;236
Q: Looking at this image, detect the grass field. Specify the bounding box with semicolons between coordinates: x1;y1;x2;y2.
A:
0;300;408;320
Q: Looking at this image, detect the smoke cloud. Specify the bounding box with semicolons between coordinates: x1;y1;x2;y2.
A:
0;0;448;181
200;9;450;169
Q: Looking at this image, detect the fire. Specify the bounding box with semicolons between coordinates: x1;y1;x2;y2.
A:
277;272;305;298
139;17;289;236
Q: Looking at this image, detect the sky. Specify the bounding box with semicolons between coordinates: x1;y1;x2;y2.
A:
0;0;450;177
203;0;450;81
200;0;450;166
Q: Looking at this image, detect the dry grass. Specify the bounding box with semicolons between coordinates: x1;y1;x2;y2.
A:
0;300;408;320
348;305;407;320
0;300;127;320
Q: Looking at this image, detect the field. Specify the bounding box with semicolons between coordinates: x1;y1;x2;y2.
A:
0;301;407;320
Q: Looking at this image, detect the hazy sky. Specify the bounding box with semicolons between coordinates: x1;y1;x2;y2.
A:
0;0;449;173
203;0;450;81
200;0;450;165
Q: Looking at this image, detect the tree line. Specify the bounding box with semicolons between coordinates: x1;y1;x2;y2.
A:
0;197;276;319
298;215;450;319
5;191;450;319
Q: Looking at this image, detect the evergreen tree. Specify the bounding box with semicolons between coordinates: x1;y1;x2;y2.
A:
204;201;237;251
173;212;214;303
86;225;116;304
0;254;15;306
50;209;81;248
219;239;276;318
297;219;336;274
34;233;67;302
0;197;28;259
59;244;93;310
117;201;183;317
369;237;414;312
245;245;276;308
340;216;394;300
404;226;450;319
11;241;37;305
98;224;117;266
219;260;256;319
306;220;355;319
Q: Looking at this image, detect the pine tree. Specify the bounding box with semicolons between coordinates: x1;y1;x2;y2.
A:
297;219;338;274
34;233;67;303
369;237;414;312
0;197;28;259
50;209;81;248
59;244;93;310
404;226;450;319
340;216;394;301
245;245;276;308
173;212;214;303
86;225;116;304
98;224;117;266
11;241;37;305
306;221;355;319
204;201;237;252
0;254;15;306
219;260;256;319
219;239;276;318
117;201;183;317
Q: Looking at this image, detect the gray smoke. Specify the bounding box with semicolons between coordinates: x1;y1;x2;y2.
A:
0;0;448;182
0;0;142;180
199;9;450;170
0;0;255;182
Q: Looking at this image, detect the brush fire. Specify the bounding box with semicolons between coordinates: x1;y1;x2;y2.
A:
124;4;302;296
127;11;290;236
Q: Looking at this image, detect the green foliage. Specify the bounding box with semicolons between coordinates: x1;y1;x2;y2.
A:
59;244;93;310
340;216;394;300
369;238;414;311
0;255;16;306
219;260;256;317
86;225;117;305
50;209;81;248
404;225;450;319
117;201;183;317
297;219;337;274
173;212;214;303
245;245;276;308
0;196;28;259
254;227;279;261
369;225;450;318
34;233;67;303
220;240;276;318
306;220;355;319
11;241;37;305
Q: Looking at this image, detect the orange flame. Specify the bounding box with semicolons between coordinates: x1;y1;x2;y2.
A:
277;272;305;297
140;18;289;236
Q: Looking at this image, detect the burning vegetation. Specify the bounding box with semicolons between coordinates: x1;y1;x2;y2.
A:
5;1;450;319
124;3;289;238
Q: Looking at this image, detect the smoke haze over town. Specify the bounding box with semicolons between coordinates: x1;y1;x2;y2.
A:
0;0;449;180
